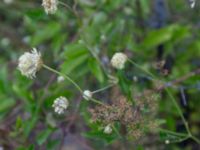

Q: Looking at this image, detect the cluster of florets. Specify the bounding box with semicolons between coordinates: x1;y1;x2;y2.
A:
52;96;69;114
42;0;58;14
18;48;42;79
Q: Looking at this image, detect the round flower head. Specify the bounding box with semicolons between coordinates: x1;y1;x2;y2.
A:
83;90;93;101
111;52;127;69
4;0;13;4
104;124;112;134
18;48;42;79
57;76;65;83
165;140;170;144
42;0;58;14
52;96;69;114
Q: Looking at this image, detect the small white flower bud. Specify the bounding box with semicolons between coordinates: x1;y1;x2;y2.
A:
4;0;13;4
111;52;127;69
18;48;42;79
42;0;58;14
57;76;65;83
104;124;112;134
189;0;196;8
52;96;69;114
133;76;138;82
165;140;170;144
83;90;93;100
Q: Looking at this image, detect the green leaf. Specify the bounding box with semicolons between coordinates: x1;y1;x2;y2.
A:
88;58;104;83
142;25;175;49
31;22;61;46
36;128;52;145
0;96;15;112
61;43;89;75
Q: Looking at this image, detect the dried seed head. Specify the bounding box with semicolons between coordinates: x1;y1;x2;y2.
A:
52;96;69;114
18;48;42;79
104;124;112;134
42;0;58;14
111;52;127;69
83;90;93;100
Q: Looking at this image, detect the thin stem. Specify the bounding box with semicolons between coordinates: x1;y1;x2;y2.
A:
158;128;188;137
43;64;83;93
58;1;73;12
128;59;156;79
58;1;82;26
92;84;114;94
112;124;122;139
191;135;200;144
165;88;191;135
169;136;190;144
90;98;107;106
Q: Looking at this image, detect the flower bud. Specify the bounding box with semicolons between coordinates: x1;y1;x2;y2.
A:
83;90;93;100
111;52;127;69
104;124;112;134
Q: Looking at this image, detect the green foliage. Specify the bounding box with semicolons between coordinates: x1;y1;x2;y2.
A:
0;0;200;149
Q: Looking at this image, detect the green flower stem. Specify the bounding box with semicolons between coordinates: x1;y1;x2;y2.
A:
92;84;115;94
169;136;190;143
58;1;73;12
58;1;82;26
90;98;107;106
112;124;122;139
165;88;191;135
191;135;200;144
159;128;188;137
128;59;156;79
43;64;83;93
128;59;200;144
43;64;107;106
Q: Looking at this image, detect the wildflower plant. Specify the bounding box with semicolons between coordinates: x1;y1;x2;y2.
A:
1;0;200;149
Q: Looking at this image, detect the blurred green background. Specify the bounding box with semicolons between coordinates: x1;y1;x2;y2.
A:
0;0;200;149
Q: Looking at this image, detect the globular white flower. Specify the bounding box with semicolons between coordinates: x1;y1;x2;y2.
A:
83;90;93;100
165;140;170;144
111;52;127;69
42;0;58;14
189;0;196;8
52;96;69;114
18;48;42;79
104;124;112;134
133;76;138;82
3;0;13;4
57;76;65;83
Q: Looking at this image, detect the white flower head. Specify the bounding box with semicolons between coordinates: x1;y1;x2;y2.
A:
189;0;196;8
4;0;13;4
18;48;42;79
52;96;69;114
104;124;112;134
83;90;93;100
42;0;58;14
111;52;127;69
165;140;170;144
57;76;65;83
